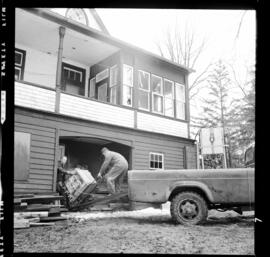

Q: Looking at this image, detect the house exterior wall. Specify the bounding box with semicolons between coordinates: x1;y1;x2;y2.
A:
14;107;196;194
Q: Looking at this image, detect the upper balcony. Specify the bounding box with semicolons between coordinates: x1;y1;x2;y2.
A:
15;8;190;139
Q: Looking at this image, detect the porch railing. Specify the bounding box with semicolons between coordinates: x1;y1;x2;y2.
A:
15;81;188;138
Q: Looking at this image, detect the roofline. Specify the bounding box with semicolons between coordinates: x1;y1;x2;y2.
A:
20;8;194;74
89;9;110;36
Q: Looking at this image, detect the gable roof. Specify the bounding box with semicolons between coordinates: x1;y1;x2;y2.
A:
49;8;110;35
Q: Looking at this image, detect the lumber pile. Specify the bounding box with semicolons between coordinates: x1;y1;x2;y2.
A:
14;193;68;229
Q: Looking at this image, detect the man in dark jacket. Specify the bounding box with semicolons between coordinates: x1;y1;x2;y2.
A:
97;147;128;194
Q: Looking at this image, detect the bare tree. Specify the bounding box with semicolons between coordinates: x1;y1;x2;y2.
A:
155;21;211;101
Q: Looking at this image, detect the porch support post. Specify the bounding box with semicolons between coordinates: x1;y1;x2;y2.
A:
55;26;66;113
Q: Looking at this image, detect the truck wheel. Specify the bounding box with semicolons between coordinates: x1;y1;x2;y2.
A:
170;191;208;225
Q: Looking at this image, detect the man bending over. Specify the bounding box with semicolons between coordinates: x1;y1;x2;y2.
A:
97;147;128;195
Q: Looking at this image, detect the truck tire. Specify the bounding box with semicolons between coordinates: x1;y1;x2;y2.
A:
170;191;208;225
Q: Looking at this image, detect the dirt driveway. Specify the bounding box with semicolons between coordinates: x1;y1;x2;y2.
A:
14;207;254;255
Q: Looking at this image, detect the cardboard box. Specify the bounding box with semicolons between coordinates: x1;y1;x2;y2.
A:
64;168;96;207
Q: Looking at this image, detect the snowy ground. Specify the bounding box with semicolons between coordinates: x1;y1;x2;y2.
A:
14;204;255;254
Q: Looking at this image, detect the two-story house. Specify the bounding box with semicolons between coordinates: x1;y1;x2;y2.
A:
14;8;197;194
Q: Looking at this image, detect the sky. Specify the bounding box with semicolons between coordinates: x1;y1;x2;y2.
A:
96;9;256;136
97;9;256;71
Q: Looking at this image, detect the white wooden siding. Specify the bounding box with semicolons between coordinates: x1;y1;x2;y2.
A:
137;112;188;138
15;81;56;112
59;93;135;128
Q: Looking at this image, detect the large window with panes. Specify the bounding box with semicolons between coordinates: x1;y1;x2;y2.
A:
109;65;119;104
149;152;164;169
15;48;26;80
164;79;174;117
151;74;163;114
175;82;186;120
122;64;133;106
138;70;150;110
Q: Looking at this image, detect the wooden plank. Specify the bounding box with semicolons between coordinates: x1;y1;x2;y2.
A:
15;121;55;133
30;152;55;160
31;147;55;155
71;192;128;210
25;205;63;212
21;195;63;204
30;164;54;170
31;140;55;149
31;134;55;143
15;126;55;138
40;216;67;222
30;222;55;227
14;194;34;198
30;158;54;166
29;174;53;181
14;183;52;190
30;169;53;175
28;179;52;186
15;212;49;218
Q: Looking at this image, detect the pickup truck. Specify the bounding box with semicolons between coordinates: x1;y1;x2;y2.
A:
128;168;254;225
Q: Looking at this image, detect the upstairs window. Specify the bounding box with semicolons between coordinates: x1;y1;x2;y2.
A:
149;152;164;169
175;83;186;120
15;48;26;80
138;70;150;111
61;63;86;96
164;79;174;117
123;64;133;106
109;65;119;104
151;75;163;114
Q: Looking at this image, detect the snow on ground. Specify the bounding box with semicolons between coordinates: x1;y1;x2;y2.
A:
62;201;254;223
62;207;170;222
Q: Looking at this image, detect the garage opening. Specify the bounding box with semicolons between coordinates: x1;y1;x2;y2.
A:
58;136;132;185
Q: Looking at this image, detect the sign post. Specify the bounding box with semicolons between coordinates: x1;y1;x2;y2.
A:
200;127;227;169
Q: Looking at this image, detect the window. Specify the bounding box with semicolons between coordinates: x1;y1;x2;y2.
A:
164;79;174;117
15;48;26;80
110;65;118;87
175;83;186;120
65;8;89;26
14;132;31;181
61;63;86;96
138;70;150;110
89;78;96;98
97;83;108;102
110;65;119;104
123;64;133;106
151;75;163;114
149;152;164;169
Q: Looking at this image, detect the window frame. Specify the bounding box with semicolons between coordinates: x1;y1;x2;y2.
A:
163;78;175;117
61;62;86;96
175;82;186;120
149;152;164;170
15;48;26;81
109;65;118;87
151;74;164;114
138;70;150;111
122;64;133;107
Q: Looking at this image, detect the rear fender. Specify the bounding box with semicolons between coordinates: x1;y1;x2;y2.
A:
166;181;214;203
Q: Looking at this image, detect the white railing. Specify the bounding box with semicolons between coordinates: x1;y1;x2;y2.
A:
59;93;135;128
15;81;189;138
15;81;56;112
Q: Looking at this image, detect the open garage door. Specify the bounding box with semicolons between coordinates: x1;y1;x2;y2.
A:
58;136;132;179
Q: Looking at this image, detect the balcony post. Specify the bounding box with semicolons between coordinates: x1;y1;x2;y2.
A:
55;26;66;113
